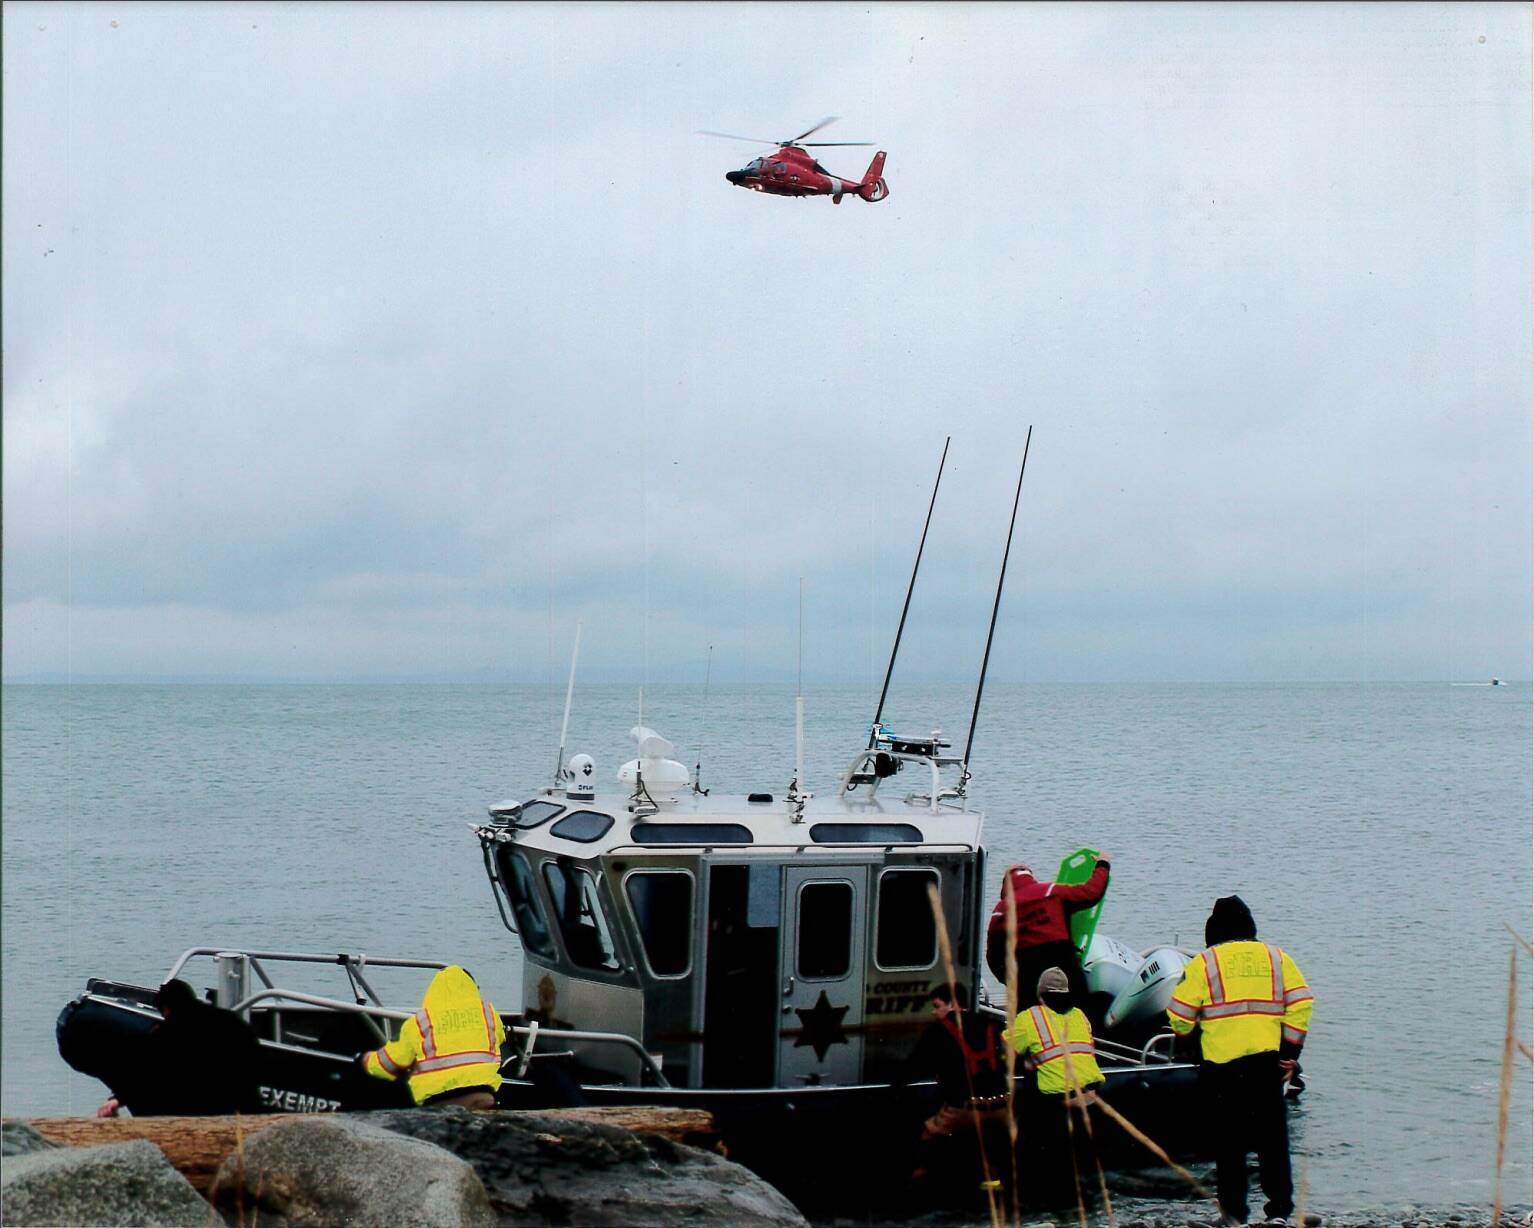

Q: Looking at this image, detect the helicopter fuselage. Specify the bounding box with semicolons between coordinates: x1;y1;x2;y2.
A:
727;145;888;203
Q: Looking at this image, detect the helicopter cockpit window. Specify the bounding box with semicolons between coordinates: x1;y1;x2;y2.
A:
772;161;787;174
543;860;621;972
747;157;764;173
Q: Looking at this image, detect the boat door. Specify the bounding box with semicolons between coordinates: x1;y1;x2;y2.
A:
778;865;868;1086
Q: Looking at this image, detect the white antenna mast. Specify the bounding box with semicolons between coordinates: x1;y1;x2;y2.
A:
789;578;811;821
553;621;583;787
692;644;713;796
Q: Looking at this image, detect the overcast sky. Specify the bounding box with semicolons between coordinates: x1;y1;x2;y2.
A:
4;2;1530;684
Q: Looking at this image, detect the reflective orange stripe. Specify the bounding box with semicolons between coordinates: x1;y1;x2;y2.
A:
1204;950;1224;1003
1028;1007;1094;1065
1204;1000;1285;1018
409;1001;500;1073
1196;944;1290;1020
374;1049;406;1076
1035;1041;1096;1060
415;1050;499;1074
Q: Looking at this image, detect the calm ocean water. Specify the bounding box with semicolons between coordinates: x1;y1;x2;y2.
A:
3;682;1529;1211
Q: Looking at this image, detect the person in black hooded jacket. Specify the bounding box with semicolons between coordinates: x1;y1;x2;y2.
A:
1175;896;1313;1228
98;980;263;1117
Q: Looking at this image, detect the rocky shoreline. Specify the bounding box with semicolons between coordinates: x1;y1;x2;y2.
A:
2;1111;807;1228
3;1114;1528;1228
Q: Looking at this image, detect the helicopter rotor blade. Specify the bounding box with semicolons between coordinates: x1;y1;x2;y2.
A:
787;116;840;144
800;141;875;147
696;129;779;145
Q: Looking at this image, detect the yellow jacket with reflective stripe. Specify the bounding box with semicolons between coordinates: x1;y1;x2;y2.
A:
1167;940;1313;1065
363;966;505;1104
1006;1004;1104;1096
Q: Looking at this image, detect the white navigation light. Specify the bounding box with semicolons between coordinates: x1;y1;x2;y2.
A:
618;726;690;797
566;753;596;799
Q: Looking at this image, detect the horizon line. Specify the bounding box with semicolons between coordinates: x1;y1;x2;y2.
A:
3;675;1525;687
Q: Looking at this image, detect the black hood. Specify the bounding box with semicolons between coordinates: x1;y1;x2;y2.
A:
1205;895;1258;945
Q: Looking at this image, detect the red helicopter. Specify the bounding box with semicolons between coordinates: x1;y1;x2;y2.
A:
698;117;889;204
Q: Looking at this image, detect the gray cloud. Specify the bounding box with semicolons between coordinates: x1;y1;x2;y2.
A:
4;3;1530;682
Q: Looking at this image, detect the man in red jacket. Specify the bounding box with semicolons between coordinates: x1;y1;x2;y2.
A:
985;852;1111;1007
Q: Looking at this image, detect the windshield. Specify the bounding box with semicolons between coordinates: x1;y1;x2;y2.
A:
543;860;621;972
494;847;555;959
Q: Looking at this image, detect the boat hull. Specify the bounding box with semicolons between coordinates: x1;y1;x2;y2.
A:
59;985;1204;1207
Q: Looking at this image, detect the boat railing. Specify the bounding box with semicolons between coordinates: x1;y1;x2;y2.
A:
167;947;672;1088
840;747;965;812
166;947;451;1014
1135;1031;1182;1065
603;841;977;856
222;987;672;1089
975;999;1191;1071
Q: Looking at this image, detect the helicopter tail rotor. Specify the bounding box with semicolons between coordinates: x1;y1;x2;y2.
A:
857;151;890;202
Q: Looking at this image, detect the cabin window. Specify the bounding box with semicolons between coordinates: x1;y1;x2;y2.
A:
796;881;853;980
496;848;556;959
543;860;621;971
875;868;939;970
508;800;564;829
624;870;694;977
550;810;614;843
808;823;924;844
631;822;752;845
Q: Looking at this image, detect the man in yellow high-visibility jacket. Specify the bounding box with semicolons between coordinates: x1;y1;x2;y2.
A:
361;965;505;1109
1169;896;1313;1227
1007;967;1106;1208
1007;967;1106;1097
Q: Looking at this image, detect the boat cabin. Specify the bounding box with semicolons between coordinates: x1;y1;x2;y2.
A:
474;732;986;1091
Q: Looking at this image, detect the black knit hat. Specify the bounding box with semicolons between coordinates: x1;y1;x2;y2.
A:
155;979;198;1014
1205;895;1257;946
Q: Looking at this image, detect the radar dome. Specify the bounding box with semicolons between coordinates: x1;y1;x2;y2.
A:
618;726;690;796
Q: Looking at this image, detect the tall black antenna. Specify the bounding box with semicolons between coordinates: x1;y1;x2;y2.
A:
962;426;1032;779
868;436;951;748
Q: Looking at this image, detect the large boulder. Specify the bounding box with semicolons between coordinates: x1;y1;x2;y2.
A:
1;1121;60;1156
211;1115;495;1228
1;1138;211;1227
360;1107;809;1227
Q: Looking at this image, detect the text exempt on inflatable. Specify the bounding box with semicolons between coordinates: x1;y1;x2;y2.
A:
865;979;935;1015
259;1085;342;1112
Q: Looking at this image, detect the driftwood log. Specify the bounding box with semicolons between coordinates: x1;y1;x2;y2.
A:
16;1106;719;1194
